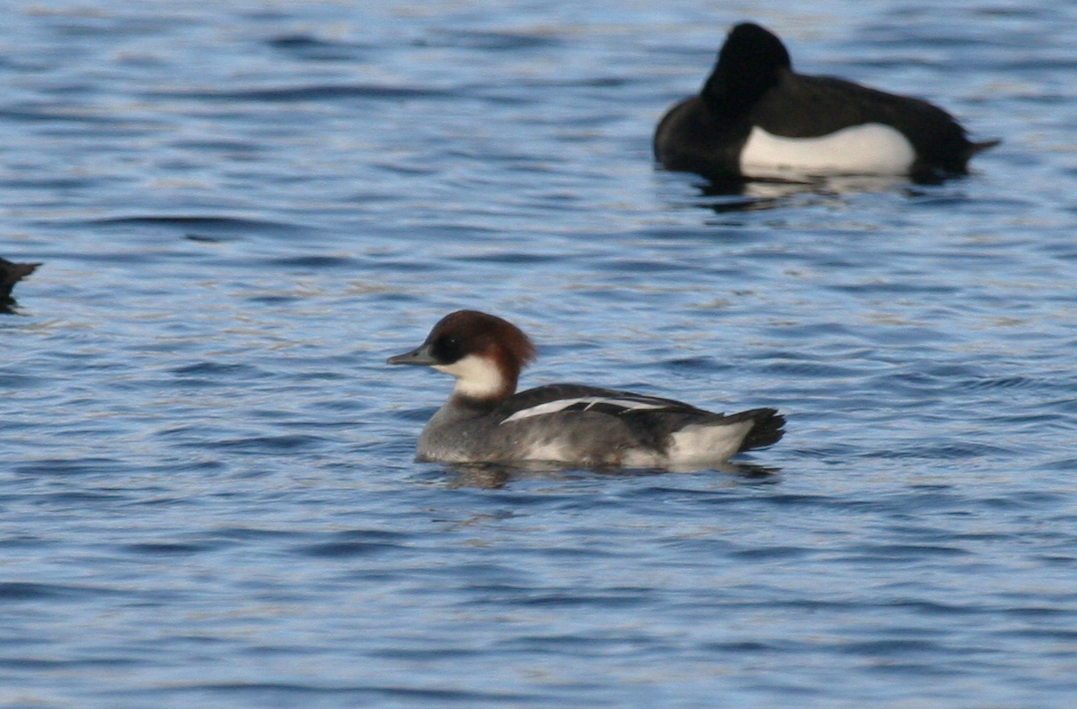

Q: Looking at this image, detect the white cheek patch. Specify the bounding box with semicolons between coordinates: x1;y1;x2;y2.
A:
434;354;506;398
739;123;916;177
500;396;667;424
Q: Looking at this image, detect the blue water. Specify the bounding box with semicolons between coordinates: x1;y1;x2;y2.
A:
2;1;1076;707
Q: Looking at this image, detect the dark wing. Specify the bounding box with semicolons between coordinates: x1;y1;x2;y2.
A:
491;384;719;457
494;383;710;422
753;72;974;173
496;384;785;457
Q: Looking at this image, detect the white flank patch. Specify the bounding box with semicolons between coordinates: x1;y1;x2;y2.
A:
433;354;506;398
666;420;754;468
500;396;667;425
739;123;915;177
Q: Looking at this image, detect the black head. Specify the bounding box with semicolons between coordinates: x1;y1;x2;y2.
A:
701;23;792;119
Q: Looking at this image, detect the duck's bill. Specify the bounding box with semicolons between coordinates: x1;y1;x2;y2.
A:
387;344;436;366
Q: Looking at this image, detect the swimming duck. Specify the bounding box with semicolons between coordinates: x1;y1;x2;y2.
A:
654;22;998;181
388;310;784;470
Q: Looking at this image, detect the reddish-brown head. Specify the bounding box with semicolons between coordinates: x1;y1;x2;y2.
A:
388;310;536;400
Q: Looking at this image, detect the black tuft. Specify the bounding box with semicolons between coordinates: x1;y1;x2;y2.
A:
702;23;791;120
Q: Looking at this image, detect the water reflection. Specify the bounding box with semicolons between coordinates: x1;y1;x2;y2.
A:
440;460;781;489
693;174;919;213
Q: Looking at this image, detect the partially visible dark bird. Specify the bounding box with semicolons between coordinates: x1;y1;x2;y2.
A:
654;22;999;182
1;257;41;309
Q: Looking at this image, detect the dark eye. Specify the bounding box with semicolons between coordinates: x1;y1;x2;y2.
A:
431;334;462;363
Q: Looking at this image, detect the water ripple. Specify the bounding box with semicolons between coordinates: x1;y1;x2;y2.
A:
1;2;1076;708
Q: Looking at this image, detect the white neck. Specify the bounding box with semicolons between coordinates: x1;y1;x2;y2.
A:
433;354;511;399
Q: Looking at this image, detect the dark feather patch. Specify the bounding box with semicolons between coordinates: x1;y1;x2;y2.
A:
732;408;785;452
495;384;784;458
496;384;705;420
0;258;41;302
560;400;657;417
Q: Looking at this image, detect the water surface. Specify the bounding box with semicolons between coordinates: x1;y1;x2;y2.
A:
2;1;1076;707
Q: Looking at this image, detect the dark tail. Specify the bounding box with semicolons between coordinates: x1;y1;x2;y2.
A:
0;260;41;298
966;138;1001;159
734;408;785;453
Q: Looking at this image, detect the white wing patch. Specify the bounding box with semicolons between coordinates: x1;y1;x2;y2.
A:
500;396;668;425
740;123;916;177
